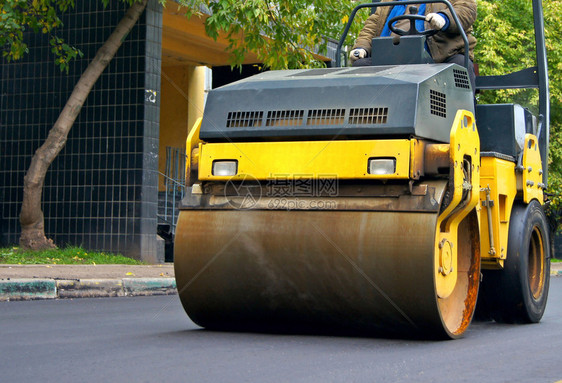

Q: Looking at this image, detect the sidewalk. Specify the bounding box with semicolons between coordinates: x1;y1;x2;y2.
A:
0;262;560;302
0;264;176;301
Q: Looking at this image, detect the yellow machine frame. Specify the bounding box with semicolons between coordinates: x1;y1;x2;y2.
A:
478;133;545;268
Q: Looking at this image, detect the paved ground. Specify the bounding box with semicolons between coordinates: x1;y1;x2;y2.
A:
1;277;561;383
0;263;174;279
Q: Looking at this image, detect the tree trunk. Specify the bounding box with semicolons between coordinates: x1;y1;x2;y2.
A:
19;0;149;250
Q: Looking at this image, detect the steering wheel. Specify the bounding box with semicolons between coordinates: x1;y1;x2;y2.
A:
388;6;438;37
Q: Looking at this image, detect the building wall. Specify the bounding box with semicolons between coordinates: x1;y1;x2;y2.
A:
0;0;163;262
158;65;191;191
158;65;208;191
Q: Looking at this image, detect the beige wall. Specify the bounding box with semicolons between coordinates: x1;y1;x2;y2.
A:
159;65;207;191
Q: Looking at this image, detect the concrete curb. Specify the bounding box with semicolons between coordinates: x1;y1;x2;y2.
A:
0;278;176;301
0;279;57;300
57;279;125;298
123;278;177;296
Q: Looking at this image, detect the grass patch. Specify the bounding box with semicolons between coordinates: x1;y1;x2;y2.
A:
552;258;561;263
0;246;145;265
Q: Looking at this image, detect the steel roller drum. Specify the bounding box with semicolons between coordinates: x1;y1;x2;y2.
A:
174;185;480;339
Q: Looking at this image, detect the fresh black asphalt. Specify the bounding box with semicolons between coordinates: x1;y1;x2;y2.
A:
1;278;561;383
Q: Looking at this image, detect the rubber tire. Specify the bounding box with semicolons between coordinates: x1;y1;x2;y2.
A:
476;200;550;323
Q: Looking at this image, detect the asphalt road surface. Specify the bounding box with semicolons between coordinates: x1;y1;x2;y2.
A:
1;278;561;383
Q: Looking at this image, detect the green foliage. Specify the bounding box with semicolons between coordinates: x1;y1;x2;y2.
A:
546;174;562;233
189;0;362;70
0;0;162;71
0;246;144;264
3;0;361;71
0;0;83;71
474;0;562;232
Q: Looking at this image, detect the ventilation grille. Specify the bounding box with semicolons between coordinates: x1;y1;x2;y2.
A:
349;107;388;125
307;109;345;125
226;111;263;128
226;108;389;127
430;90;447;118
266;110;305;126
453;69;470;89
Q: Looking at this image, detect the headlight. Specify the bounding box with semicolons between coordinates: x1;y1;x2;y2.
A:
212;160;238;176
368;158;396;175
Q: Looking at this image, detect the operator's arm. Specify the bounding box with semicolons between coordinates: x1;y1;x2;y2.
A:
352;11;382;56
436;0;477;34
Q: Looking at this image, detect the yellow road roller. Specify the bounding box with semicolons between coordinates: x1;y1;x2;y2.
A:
174;0;551;338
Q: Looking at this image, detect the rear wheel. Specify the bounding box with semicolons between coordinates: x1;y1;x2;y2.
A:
477;200;550;323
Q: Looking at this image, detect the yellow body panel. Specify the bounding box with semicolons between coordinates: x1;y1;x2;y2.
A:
409;139;425;179
434;110;480;298
478;134;545;269
521;134;544;204
197;139;412;180
479;157;517;268
185;117;203;186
